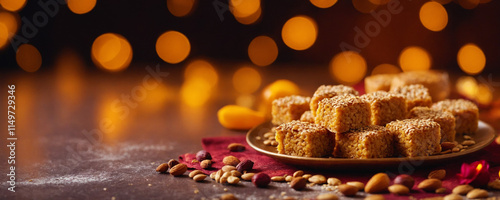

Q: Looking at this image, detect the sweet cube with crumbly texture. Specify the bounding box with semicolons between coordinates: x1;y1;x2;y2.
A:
390;70;450;102
271;95;311;126
364;74;396;94
386;119;442;157
300;110;314;123
310;85;359;117
408;106;456;143
333;125;393;158
315;95;371;133
275;120;334;157
361;91;407;126
431;99;479;134
390;84;432;111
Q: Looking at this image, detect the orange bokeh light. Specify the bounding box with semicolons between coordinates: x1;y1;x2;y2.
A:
398;46;432;72
0;0;26;12
67;0;97;14
233;66;261;94
230;0;260;18
371;63;401;75
352;0;378;13
310;0;338;8
330;51;367;85
156;30;191;64
419;1;448;32
182;60;218;108
91;33;133;72
248;36;278;67
167;0;196;17
0;12;19;48
457;43;486;75
233;6;261;25
458;0;479;9
16;44;42;72
476;163;483;172
282;15;318;51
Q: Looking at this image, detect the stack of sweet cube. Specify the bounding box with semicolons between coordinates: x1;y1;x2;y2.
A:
273;71;479;158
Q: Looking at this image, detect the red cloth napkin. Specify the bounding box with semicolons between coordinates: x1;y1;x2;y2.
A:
179;136;500;198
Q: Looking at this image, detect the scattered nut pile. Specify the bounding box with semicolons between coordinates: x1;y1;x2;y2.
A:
155;140;498;200
257;128;279;147
439;134;477;154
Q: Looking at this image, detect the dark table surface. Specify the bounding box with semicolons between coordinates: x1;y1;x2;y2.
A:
1;63;500;200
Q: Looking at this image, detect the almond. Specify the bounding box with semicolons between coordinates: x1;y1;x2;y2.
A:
441;142;455;151
347;181;365;191
169;163;187;176
365;173;390;193
290;177;307;190
228;143;246;152
466;189;489;199
435;187;447;194
293;170;304;178
488;179;500;190
428;169;446;180
452;184;474;195
200;160;212;169
417;179;442;192
388;184;409;195
338;184;358;196
223;156;240;166
155;163;168;173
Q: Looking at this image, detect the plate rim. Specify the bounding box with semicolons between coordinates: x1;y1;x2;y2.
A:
246;120;496;166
